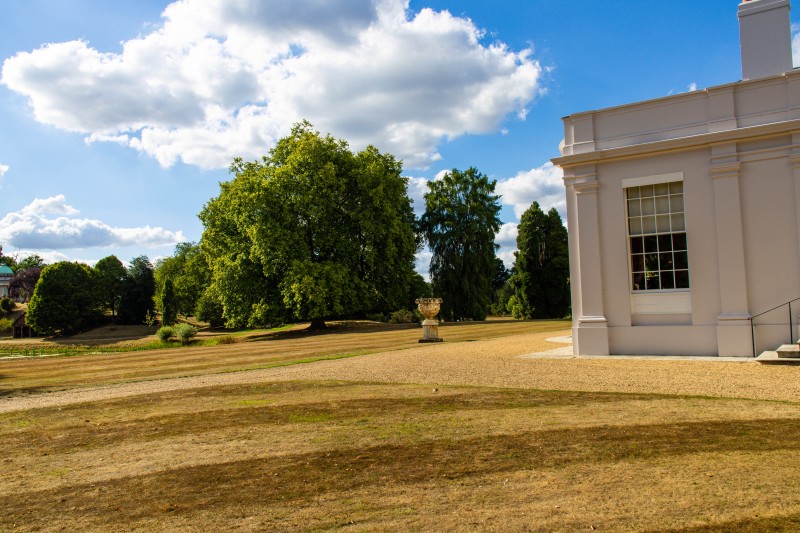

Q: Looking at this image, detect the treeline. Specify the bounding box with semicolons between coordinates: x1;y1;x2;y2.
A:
22;255;156;336
3;122;570;336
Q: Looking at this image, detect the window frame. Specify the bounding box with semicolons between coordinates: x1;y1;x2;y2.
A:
622;173;690;295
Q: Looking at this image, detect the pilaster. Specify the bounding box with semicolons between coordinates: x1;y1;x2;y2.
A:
710;147;752;356
571;171;609;355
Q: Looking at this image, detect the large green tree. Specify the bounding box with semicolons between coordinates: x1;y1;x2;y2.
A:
510;202;570;319
27;262;101;335
200;122;418;329
154;242;211;317
118;256;156;325
94;255;128;318
420;167;501;321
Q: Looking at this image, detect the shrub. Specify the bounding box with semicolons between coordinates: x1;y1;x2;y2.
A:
365;313;388;323
388;309;417;324
157;326;175;341
0;297;15;314
216;335;237;345
175;323;198;344
0;317;12;332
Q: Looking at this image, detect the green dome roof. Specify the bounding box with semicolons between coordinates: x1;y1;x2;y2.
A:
0;265;14;276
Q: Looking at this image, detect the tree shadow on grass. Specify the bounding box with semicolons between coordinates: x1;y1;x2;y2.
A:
0;373;54;399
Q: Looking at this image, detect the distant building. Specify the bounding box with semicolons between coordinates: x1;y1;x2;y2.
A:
0;265;13;298
553;0;799;356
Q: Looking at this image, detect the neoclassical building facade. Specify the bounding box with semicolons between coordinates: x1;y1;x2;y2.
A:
552;0;800;356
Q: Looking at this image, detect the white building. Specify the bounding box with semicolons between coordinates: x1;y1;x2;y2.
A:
552;0;800;357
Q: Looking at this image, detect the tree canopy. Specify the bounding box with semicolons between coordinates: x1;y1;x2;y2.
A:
154;242;211;318
199;122;419;329
27;262;101;335
118;256;156;325
509;202;570;319
420;167;501;321
94;255;127;318
9;266;41;302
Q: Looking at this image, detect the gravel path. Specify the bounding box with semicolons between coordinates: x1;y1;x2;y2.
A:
2;329;800;413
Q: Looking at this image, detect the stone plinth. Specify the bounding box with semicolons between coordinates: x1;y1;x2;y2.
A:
416;298;443;343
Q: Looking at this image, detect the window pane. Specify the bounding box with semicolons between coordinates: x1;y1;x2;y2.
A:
645;272;660;290
628;199;641;216
672;232;687;251
658;234;673;251
669;181;683;194
670;194;684;212
675;270;690;288
656;214;671;233
627;187;641;199
655;196;670;214
641;197;656;216
674;251;688;270
631;254;644;272
630;236;644;254
660;271;675;289
632;272;645;291
629;217;642;235
642;216;656;234
671;214;685;231
659;252;674;270
645;253;659;271
644;235;658;253
640;185;655;198
654;183;669;196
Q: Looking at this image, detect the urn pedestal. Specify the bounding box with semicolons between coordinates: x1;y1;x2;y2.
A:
416;298;443;343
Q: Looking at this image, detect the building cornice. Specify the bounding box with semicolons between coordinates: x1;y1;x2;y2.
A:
552;119;800;169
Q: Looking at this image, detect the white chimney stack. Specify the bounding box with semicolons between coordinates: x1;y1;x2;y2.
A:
738;0;793;80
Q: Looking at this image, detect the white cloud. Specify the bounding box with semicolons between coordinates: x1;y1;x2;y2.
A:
2;0;542;170
495;222;518;247
794;24;800;68
687;82;697;92
496;161;565;220
497;248;516;270
405;176;430;216
0;195;184;250
0;163;8;178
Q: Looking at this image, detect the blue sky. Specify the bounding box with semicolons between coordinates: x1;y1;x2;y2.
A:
0;0;792;272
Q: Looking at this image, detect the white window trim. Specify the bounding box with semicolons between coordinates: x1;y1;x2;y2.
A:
623;173;690;315
622;172;683;189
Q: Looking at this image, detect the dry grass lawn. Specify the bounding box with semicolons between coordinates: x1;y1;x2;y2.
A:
2;320;800;531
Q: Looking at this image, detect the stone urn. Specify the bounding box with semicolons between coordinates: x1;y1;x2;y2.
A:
416;297;443;343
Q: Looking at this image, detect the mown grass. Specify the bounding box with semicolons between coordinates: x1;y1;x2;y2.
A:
2;380;800;531
0;320;570;396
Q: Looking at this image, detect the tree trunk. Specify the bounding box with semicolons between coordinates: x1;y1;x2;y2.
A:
309;318;327;330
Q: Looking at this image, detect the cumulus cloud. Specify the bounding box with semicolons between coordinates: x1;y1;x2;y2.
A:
794;24;800;68
495;221;518;247
497;248;516;270
496;161;565;220
2;0;542;170
0;195;184;249
405;176;430;216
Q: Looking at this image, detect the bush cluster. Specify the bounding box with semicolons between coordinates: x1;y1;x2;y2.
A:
388;309;417;324
157;326;174;341
176;323;198;344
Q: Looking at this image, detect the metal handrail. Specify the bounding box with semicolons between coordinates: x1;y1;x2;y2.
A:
749;297;800;357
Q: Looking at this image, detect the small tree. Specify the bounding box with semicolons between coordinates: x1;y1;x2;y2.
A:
118;256;156;325
27;262;101;335
160;278;178;326
510;202;570;319
94;255;128;318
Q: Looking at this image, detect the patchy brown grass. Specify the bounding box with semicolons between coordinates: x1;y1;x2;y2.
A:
0;319;569;396
2;380;800;532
